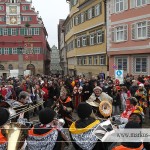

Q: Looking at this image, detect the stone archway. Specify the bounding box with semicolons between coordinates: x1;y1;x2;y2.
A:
27;64;35;75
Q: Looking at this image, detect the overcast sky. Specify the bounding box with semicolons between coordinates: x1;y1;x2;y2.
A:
32;0;69;48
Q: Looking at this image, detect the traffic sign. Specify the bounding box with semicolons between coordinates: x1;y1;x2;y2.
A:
115;70;124;84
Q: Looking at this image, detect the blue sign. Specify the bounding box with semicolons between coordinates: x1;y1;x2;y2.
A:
116;70;122;76
115;70;124;84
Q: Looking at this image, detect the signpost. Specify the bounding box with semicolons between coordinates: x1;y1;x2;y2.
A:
115;70;124;84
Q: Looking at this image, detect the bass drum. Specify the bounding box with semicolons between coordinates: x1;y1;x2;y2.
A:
99;100;112;118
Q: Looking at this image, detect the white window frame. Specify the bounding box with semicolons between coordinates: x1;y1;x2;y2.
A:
116;26;124;42
27;28;32;35
90;33;94;45
4;48;9;55
116;57;128;71
83;57;87;65
97;30;102;44
95;4;100;16
136;21;147;39
100;55;106;65
88;8;92;20
3;28;8;36
136;0;147;7
115;0;124;13
12;48;17;54
81;13;84;23
34;47;40;54
82;35;87;46
34;28;40;35
134;57;147;73
11;28;16;35
94;56;98;65
88;56;92;65
77;37;80;48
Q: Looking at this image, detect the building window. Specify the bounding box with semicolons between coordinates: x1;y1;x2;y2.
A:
0;17;5;22
0;6;4;11
88;56;92;65
135;57;147;73
88;8;92;20
22;5;29;10
12;48;17;54
116;26;124;41
81;13;84;23
90;33;94;45
8;64;13;70
83;57;87;65
136;0;147;7
94;56;98;65
115;0;124;12
27;28;32;35
3;28;8;36
77;37;80;47
11;28;17;35
4;48;9;55
78;57;82;65
97;30;104;44
95;4;100;16
137;21;147;39
0;65;4;70
75;16;78;25
34;28;40;35
82;35;87;46
100;55;106;65
112;25;128;42
116;57;127;71
34;47;41;54
22;16;32;21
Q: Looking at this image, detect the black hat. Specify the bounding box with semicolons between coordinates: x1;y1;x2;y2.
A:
39;108;56;125
77;102;92;119
0;107;10;126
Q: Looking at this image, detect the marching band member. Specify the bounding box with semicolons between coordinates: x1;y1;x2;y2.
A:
58;90;74;127
26;108;66;150
0;107;9;149
86;86;113;118
69;102;106;150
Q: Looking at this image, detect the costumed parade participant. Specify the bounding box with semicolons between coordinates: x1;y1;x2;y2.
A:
73;82;83;109
0;107;9;150
57;90;74;127
69;102;106;150
26;108;66;150
86;86;113;118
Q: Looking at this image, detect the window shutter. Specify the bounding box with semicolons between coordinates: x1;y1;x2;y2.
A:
110;0;115;14
87;35;89;46
0;28;2;35
100;2;102;15
84;10;88;21
24;28;27;35
8;28;11;35
130;0;136;9
111;28;115;42
9;48;12;54
131;24;136;40
29;17;32;21
16;28;18;35
94;33;97;44
102;31;105;43
26;6;29;10
20;28;24;35
2;48;4;55
80;37;82;47
124;0;128;10
75;39;77;48
78;14;81;24
92;6;95;18
32;28;34;35
147;21;150;38
124;25;128;41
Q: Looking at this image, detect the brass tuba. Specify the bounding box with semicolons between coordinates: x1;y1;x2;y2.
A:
99;100;112;118
2;122;28;150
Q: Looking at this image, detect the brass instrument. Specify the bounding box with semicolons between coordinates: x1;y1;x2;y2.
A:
99;100;112;118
